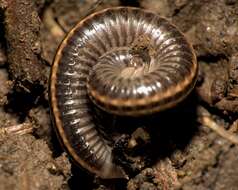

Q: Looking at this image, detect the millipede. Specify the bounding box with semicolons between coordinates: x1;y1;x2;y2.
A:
49;7;198;179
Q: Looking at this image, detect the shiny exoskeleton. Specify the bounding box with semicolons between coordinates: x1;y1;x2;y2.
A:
49;7;198;179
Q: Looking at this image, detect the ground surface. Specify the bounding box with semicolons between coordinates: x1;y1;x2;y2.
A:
0;0;238;190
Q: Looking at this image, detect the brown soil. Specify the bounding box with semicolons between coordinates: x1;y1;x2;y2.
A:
0;0;238;189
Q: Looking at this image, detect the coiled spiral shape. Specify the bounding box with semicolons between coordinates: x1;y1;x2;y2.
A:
50;7;198;178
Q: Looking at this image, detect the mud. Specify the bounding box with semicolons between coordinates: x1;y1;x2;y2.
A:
0;0;238;189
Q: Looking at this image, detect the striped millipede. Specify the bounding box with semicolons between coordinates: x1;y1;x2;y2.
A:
49;7;198;179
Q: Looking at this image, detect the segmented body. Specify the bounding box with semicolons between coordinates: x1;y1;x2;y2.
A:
49;7;198;178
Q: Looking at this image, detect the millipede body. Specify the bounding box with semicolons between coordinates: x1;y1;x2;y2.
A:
49;7;198;179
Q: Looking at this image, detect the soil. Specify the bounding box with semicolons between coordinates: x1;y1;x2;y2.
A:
0;0;238;189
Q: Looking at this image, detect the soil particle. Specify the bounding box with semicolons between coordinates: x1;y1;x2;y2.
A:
195;0;238;56
28;106;52;142
211;79;228;104
0;68;12;106
196;60;228;105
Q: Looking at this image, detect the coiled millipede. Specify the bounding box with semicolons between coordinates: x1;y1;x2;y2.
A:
49;7;198;179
